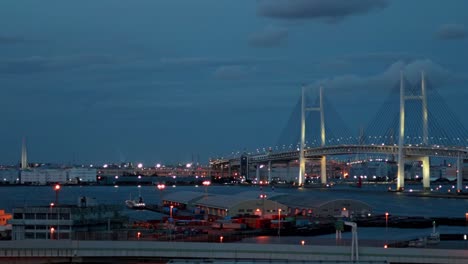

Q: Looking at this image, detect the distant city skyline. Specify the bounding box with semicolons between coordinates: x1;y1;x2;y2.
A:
1;0;467;165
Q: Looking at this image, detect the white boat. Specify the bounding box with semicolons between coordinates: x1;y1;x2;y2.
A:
125;196;146;210
427;221;440;245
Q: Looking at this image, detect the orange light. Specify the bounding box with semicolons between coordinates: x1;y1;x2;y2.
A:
343;208;347;211
256;208;260;212
50;227;55;233
301;240;305;246
50;203;55;207
385;212;389;216
220;236;224;243
384;244;388;249
54;184;61;191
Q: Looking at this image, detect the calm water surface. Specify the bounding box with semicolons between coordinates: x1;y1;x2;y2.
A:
1;184;467;219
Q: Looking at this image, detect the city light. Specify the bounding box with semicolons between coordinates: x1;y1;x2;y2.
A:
53;184;61;204
137;163;143;169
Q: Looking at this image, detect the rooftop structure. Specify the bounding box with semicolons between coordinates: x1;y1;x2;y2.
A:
271;195;372;218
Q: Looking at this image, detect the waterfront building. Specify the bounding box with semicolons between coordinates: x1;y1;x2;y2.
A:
0;169;20;184
162;191;288;219
271;195;372;218
348;160;395;180
9;197;127;240
20;167;96;185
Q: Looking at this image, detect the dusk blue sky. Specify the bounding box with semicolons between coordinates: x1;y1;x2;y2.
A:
1;0;467;165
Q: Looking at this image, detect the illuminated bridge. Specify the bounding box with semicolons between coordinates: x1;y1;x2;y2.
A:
210;72;468;192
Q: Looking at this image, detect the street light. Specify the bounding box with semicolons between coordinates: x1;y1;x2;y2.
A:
54;184;61;204
385;212;389;245
157;183;165;207
278;208;282;239
202;180;211;200
50;227;55;240
259;194;267;218
170;205;174;219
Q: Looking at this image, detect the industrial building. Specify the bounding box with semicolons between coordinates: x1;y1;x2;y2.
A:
20;167;97;185
162;191;288;219
9;197;127;240
0;169;19;184
271;195;372;218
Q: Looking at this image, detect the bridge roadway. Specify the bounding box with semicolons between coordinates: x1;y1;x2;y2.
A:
1;240;467;264
212;145;468;165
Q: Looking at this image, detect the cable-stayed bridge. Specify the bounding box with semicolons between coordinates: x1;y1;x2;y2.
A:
210;72;468;192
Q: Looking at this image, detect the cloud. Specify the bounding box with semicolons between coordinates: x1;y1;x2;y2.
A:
319;52;422;71
0;35;28;44
213;65;250;80
159;57;281;68
0;55;121;74
257;0;389;22
315;59;463;92
434;24;467;40
248;27;288;48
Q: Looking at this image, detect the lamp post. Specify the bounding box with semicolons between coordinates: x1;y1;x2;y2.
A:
169;205;174;241
385;212;389;245
157;183;165;207
278;208;282;239
54;184;61;205
202;180;211;206
259;194;267;218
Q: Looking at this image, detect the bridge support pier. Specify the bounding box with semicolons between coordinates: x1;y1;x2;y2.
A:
267;161;272;184
321;156;327;184
421;156;430;191
457;155;463;193
407;156;431;191
397;157;405;191
256;165;260;181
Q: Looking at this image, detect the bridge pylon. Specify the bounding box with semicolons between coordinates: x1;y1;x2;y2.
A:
397;71;430;191
299;86;326;186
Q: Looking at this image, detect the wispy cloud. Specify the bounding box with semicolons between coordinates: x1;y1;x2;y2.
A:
434;24;467;40
0;35;29;45
213;65;250;80
257;0;389;23
248;26;288;48
0;55;123;74
315;59;464;92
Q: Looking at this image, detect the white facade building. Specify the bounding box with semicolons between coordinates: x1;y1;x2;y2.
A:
20;168;96;185
0;169;20;184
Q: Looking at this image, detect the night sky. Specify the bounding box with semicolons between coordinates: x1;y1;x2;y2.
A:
1;0;467;165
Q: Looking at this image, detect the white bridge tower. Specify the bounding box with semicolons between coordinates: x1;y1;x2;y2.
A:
299;86;326;186
397;71;430;191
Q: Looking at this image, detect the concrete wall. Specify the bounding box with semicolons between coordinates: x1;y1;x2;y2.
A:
0;240;467;263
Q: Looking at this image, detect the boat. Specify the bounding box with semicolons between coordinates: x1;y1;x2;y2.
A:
125;195;146;210
427;221;440;245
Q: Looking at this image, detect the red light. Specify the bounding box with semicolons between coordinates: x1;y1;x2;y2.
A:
54;184;61;191
384;244;388;249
